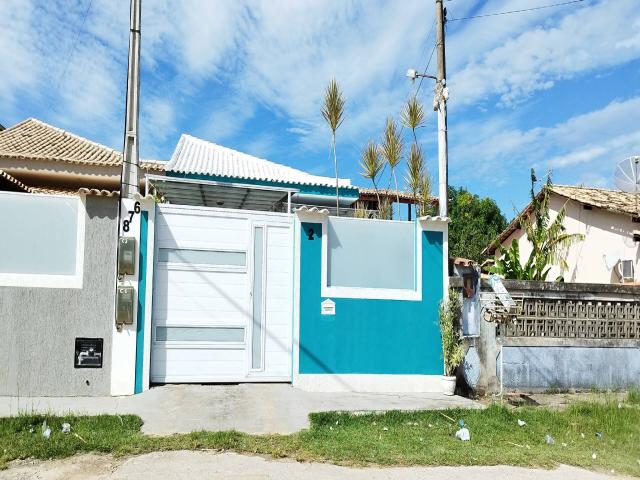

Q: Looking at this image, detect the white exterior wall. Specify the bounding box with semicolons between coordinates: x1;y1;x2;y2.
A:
502;193;640;284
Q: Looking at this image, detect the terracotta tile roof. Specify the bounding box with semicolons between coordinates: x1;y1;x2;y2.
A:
0;118;165;171
550;184;639;216
0;169;31;192
484;184;640;255
359;187;438;204
28;186;120;197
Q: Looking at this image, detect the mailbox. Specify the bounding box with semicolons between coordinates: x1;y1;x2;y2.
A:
116;286;135;324
118;237;137;276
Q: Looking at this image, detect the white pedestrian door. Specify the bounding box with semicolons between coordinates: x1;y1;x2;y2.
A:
150;204;293;383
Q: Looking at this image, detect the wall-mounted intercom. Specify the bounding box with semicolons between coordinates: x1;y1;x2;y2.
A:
116;286;135;324
118;237;137;276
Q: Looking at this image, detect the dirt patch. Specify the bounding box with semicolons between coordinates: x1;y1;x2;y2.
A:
1;454;118;480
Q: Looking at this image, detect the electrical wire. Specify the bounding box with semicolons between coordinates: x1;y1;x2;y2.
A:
51;0;94;99
447;0;584;22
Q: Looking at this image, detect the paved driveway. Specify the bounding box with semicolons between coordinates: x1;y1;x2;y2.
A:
0;384;479;434
0;451;626;480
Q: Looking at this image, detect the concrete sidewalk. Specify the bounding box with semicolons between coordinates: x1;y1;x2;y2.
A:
0;451;626;480
0;384;479;434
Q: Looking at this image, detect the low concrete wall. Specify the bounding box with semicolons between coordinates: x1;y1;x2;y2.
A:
0;196;117;396
452;277;640;393
500;345;640;390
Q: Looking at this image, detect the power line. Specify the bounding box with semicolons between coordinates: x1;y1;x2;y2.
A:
447;0;584;22
52;0;94;99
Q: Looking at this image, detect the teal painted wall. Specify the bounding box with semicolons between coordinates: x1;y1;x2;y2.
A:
298;222;444;375
134;210;149;394
166;171;359;200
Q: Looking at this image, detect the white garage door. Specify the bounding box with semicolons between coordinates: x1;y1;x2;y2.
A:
151;204;293;383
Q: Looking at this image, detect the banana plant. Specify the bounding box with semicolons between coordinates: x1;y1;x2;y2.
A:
491;169;584;281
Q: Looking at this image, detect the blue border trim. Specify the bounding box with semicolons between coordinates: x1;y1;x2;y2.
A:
134;210;149;394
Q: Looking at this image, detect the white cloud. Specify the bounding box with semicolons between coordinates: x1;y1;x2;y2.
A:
450;96;640;188
450;0;640;107
0;0;40;111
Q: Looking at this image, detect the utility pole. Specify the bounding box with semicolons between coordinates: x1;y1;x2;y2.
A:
120;0;141;199
434;0;449;218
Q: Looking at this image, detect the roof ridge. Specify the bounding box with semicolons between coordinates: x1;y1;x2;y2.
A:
3;118;121;157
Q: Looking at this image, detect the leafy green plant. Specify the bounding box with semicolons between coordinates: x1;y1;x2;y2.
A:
378;197;392;220
321;78;345;216
401;95;425;144
360;141;384;209
402;96;432;218
353;202;368;219
439;289;465;376
380;117;403;212
491;169;584;281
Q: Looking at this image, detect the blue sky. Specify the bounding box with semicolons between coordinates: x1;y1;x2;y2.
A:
2;0;639;217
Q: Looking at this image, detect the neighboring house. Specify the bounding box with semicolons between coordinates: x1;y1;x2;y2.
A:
0;118;164;194
358;188;437;220
0;119;449;396
485;185;640;284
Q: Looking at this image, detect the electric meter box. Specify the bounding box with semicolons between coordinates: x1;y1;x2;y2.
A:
116;286;135;324
118;237;137;275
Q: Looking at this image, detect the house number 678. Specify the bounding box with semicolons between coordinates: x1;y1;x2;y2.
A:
122;201;141;233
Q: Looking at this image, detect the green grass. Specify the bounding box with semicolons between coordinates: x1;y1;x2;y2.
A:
1;401;639;475
627;389;640;405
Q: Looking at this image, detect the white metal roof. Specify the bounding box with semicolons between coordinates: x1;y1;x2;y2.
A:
166;134;355;189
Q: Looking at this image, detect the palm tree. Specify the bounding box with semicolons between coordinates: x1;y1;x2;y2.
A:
360;141;384;209
401;95;425;144
380;117;403;211
321;78;345;216
492;169;584;281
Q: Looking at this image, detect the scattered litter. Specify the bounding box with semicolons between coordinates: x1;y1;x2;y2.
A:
329;426;333;431
42;421;51;440
455;427;470;441
73;433;87;444
517;419;526;427
618;403;622;409
595;432;603;440
507;441;524;448
428;423;433;428
562;443;568;447
28;427;34;434
458;419;465;428
61;423;71;434
382;427;389;431
405;421;419;426
372;421;377;426
592;453;597;460
611;470;615;474
335;420;339;425
545;434;555;445
580;433;585;439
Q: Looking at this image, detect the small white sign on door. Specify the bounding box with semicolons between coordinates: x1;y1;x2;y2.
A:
321;299;336;315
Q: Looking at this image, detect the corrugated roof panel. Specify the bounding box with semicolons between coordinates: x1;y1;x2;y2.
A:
166;134;355;189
